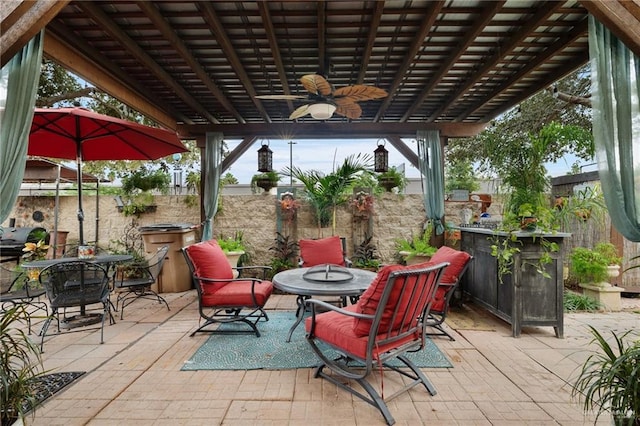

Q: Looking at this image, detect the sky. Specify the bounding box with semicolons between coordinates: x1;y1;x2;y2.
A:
219;137;596;185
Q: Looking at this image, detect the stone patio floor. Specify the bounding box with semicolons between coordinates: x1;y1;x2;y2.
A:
19;291;640;425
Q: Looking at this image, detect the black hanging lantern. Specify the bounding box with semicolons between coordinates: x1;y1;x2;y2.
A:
257;140;273;172
374;139;389;173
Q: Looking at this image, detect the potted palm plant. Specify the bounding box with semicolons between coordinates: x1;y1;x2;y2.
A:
285;153;371;235
571;326;640;425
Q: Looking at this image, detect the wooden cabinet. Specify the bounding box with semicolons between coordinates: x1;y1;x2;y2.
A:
460;227;569;338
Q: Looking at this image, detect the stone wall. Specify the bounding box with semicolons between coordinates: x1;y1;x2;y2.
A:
3;192;491;265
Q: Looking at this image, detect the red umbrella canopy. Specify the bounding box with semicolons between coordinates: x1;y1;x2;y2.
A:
28;107;188;160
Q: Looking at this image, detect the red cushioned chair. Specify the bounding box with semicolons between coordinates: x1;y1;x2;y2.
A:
182;240;274;337
298;235;351;267
425;247;473;341
305;261;449;426
298;235;353;306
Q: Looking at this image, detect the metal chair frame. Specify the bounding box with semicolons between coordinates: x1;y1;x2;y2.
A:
38;261;112;351
425;256;473;341
181;247;273;337
305;262;449;426
113;245;170;320
1;263;48;334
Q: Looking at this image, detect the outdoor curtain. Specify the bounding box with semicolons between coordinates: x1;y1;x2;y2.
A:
0;30;44;224
589;16;640;242
201;132;223;241
417;129;445;236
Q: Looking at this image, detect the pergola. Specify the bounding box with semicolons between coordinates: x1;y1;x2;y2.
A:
3;1;639;171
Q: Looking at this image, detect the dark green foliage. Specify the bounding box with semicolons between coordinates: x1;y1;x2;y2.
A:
352;234;381;269
571;326;640;425
1;305;44;425
268;232;299;278
563;291;601;312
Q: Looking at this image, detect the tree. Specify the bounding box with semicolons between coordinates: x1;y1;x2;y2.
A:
446;65;594;169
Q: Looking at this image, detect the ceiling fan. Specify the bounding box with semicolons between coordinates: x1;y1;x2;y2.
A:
256;74;387;120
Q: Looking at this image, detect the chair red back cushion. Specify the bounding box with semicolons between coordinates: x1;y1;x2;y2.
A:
299;236;345;267
430;246;471;284
352;262;435;337
185;240;233;295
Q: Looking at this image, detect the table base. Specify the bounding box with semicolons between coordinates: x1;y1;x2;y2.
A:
59;314;103;329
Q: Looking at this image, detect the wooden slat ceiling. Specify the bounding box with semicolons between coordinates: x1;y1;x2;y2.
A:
5;1;638;139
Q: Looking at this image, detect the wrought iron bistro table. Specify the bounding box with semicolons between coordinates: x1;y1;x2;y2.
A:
272;265;376;342
22;254;132;328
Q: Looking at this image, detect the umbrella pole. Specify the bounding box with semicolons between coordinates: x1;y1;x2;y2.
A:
76;136;84;245
52;164;61;259
95;180;99;247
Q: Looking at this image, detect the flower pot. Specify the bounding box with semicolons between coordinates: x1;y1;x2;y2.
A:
256;178;276;192
520;216;538;231
399;251;432;266
378;176;397;192
607;265;621;278
224;251;244;278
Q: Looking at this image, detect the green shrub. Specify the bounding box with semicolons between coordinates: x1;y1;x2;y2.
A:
564;291;601;312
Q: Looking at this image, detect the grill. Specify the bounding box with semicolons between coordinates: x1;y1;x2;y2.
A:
0;227;49;260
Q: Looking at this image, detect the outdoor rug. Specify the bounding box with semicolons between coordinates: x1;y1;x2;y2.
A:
23;371;85;413
182;311;452;370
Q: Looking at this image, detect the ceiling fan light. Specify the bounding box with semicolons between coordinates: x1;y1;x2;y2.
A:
307;103;336;120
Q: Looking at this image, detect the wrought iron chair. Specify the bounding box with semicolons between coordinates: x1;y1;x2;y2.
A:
182;240;273;337
113;245;170;320
305;261;449;426
424;247;473;341
38;261;112;351
0;263;48;334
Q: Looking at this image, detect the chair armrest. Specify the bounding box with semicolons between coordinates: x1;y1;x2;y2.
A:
305;299;373;319
305;298;374;337
234;265;272;279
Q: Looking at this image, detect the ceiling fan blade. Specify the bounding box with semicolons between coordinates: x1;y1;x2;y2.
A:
300;74;332;96
289;104;311;119
335;103;362;119
255;94;307;100
333;85;388;102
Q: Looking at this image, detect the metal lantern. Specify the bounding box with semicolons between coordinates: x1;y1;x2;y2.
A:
374;139;389;173
257;140;273;172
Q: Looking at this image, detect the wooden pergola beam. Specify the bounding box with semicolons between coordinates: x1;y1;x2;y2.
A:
182;122;487;143
580;0;640;57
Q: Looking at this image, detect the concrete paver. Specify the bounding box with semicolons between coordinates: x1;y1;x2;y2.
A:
16;291;640;425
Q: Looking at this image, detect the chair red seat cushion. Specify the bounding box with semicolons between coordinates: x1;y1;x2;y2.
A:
305;306;419;360
429;246;471;284
431;282;455;313
352;262;434;337
299;236;345;267
202;280;273;307
184;240;234;293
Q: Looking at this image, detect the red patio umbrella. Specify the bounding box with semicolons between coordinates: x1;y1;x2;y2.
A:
28;107;188;244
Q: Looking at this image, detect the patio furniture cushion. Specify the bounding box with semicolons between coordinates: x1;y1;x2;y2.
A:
352;261;432;337
205;279;273;307
430;246;471;284
184;240;233;294
306;305;419;360
299;236;345;267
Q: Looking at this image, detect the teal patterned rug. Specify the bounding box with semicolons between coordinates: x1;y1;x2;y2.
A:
182;311;452;370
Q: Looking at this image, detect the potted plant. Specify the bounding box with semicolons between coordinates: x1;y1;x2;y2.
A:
395;223;437;265
217;232;247;276
570;243;622;286
118;167;170;216
286;154;370;235
352;233;381;271
250;171;280;193
376;166;406;192
267;232;299;279
571;326;640;425
1;305;45;425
